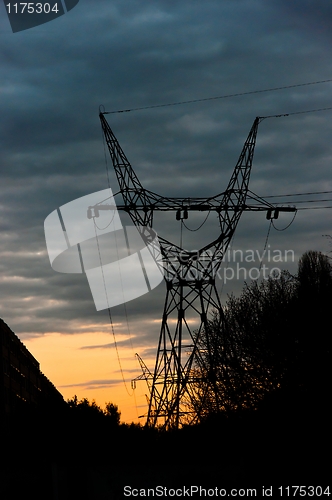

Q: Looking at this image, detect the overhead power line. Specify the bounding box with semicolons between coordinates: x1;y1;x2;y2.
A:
260;106;332;119
262;190;332;198
102;78;332;114
258;190;332;211
277;198;332;204
298;206;332;210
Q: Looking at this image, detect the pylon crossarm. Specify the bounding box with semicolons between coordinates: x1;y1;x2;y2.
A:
99;114;293;226
89;198;288;214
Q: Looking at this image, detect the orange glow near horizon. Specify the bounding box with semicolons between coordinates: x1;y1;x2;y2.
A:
23;331;151;424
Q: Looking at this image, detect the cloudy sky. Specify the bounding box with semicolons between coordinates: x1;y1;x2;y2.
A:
1;0;332;422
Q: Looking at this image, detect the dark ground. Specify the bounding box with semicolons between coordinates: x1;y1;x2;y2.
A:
1;388;330;500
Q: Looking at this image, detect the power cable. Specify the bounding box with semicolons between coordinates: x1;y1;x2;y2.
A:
297;206;332;210
182;210;211;231
259;220;273;271
260;106;332;119
93;218;134;398
276;198;332;205
99;123;141;415
102;78;332;114
262;190;332;199
271;210;298;231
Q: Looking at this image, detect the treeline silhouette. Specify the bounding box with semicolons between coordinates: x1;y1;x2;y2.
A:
1;251;330;498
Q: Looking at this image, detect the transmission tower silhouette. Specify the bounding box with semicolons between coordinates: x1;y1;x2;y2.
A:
99;113;295;429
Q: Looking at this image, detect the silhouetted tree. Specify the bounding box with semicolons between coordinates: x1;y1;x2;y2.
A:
66;396;122;426
193;270;296;418
67;395;104;417
294;250;332;397
104;402;121;425
192;251;332;420
298;250;332;298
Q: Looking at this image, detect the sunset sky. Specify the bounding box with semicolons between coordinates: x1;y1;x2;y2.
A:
1;0;332;423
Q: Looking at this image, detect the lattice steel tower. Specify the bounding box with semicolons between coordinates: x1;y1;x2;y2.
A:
99;113;295;429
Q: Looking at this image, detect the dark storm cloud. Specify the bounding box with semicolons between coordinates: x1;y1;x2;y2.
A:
1;0;332;377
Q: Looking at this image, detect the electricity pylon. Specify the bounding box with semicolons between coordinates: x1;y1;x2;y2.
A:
99;113;295;429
